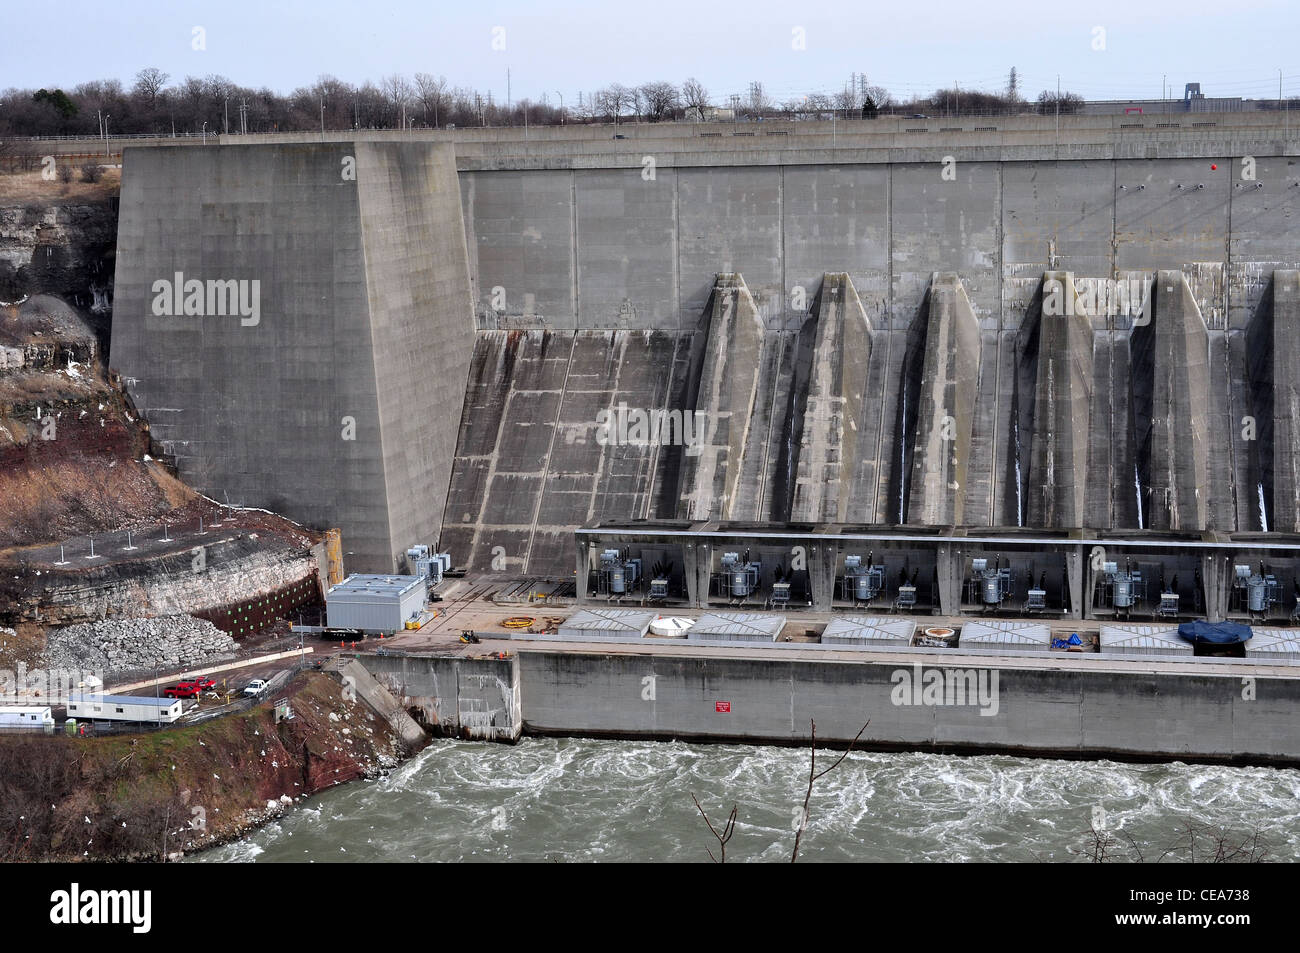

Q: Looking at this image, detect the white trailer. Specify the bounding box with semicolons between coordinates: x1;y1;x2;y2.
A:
66;694;183;723
0;706;54;728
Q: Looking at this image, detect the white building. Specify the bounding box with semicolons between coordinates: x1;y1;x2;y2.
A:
66;694;183;723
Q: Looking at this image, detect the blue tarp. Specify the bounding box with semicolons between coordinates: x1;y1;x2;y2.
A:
1177;621;1253;645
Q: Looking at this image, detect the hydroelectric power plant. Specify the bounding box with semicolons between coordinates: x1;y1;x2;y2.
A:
102;113;1300;762
112;114;1300;580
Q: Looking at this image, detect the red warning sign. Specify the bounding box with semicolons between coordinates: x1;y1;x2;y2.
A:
715;701;731;713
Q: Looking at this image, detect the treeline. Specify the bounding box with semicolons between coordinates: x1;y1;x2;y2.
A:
0;67;1104;139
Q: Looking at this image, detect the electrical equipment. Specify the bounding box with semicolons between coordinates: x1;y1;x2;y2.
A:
970;556;1013;610
1156;574;1180;618
718;551;761;600
406;545;451;586
648;560;673;600
1233;563;1279;618
1022;569;1048;613
842;553;885;604
894;567;920;611
1098;560;1144;617
598;548;641;597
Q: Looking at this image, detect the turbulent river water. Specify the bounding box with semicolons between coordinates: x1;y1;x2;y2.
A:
198;738;1300;863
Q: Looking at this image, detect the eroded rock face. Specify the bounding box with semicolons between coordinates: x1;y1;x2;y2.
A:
43;614;238;678
0;204;117;346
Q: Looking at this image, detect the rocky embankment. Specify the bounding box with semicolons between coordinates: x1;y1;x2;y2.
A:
44;615;238;679
0;671;423;862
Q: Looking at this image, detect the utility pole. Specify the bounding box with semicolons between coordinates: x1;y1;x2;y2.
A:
320;97;325;134
224;95;229;134
507;68;511;119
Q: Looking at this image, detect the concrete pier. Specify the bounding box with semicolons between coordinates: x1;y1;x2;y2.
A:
678;274;766;521
791;273;873;522
907;274;981;525
1143;271;1210;531
1028;272;1094;528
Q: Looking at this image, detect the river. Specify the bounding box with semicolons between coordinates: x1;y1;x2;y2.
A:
198;738;1300;863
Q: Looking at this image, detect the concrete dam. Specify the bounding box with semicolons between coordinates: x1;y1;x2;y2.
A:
110;115;1300;574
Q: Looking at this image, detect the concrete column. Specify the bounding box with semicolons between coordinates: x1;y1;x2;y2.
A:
682;542;702;608
936;543;960;616
809;541;836;612
576;539;589;603
908;273;981;525
1064;547;1084;620
1200;554;1228;622
686;542;714;609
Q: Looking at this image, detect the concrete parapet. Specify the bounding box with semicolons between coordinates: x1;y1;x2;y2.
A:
907;273;981;524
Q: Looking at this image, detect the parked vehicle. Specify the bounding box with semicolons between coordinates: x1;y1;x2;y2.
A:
187;676;217;691
243;679;268;697
163;681;201;698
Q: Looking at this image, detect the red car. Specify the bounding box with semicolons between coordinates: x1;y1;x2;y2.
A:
163;681;201;698
188;676;217;691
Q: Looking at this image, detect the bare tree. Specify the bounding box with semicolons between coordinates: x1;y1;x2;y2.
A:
381;74;415;128
791;719;868;862
1072;818;1271;863
594;84;634;124
414;73;449;127
692;719;869;863
639;81;680;122
681;77;710;119
132;67;169;107
690;794;737;863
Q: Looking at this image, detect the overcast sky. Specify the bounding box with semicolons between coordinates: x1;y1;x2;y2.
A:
4;0;1297;105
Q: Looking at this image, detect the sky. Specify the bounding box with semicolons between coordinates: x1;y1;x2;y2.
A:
4;0;1298;105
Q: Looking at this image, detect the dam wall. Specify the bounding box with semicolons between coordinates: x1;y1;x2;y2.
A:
111;141;475;572
109;118;1298;576
445;121;1298;572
